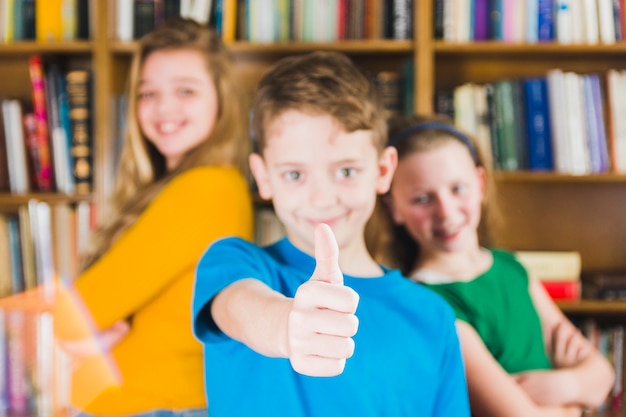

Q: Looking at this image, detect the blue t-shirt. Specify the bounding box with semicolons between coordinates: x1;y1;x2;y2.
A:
193;237;470;417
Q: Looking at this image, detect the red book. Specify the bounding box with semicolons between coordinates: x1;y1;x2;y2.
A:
541;280;581;301
28;55;54;192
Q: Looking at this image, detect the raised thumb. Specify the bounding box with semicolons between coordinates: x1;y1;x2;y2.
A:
310;223;343;285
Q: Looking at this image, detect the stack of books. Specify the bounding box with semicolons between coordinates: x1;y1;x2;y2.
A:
514;250;582;302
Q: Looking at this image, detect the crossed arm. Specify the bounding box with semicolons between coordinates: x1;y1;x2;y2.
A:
457;277;615;417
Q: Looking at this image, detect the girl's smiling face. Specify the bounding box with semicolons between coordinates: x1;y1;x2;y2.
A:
137;49;219;170
389;141;485;257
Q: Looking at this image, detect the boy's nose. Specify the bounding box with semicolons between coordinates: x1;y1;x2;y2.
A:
309;178;338;208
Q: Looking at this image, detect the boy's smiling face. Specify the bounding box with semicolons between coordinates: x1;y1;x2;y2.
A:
250;110;396;257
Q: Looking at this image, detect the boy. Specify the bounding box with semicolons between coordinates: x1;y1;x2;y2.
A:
192;51;470;417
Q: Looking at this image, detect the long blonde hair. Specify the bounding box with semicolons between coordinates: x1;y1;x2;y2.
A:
80;18;248;271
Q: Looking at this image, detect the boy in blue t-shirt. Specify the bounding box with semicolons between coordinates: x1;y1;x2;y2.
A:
192;51;470;417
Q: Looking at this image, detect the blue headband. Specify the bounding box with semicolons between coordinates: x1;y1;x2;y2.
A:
387;121;479;163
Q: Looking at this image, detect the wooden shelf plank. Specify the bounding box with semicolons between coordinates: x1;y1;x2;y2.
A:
0;193;92;206
111;39;414;55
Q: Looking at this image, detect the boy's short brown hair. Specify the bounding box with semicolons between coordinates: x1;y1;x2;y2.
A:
251;51;387;152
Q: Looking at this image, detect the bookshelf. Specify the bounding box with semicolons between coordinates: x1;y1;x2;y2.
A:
1;0;626;415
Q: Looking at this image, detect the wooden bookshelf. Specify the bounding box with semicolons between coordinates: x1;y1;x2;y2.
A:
2;0;626;414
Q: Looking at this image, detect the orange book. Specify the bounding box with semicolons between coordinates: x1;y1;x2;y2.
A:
36;0;62;42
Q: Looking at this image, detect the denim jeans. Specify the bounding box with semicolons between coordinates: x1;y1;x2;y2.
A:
73;408;208;417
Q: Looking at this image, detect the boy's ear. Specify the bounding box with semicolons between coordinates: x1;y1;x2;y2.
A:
375;146;398;194
249;153;273;200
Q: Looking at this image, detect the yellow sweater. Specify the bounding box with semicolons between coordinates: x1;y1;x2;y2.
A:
61;166;253;415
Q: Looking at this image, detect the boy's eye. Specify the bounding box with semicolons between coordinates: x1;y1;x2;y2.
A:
284;171;302;181
337;167;357;178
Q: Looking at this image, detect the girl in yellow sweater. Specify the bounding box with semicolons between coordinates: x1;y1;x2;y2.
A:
56;17;253;417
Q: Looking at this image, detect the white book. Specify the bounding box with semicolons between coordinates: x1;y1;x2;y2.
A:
116;0;134;41
582;0;600;44
555;0;573;44
453;83;477;136
563;72;590;174
189;0;212;24
546;69;570;172
616;70;626;172
514;250;581;281
180;0;193;18
526;0;539;43
29;200;56;300
570;0;584;43
2;99;29;193
443;0;456;42
596;0;616;44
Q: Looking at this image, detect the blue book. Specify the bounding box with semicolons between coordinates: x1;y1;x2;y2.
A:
587;74;610;172
537;0;554;41
488;0;503;40
523;77;554;171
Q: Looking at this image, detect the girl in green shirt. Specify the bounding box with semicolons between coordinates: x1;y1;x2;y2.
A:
373;114;614;417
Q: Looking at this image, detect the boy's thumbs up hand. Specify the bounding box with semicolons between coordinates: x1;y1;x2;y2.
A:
288;224;360;376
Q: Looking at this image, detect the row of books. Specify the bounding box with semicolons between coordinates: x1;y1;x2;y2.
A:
0;0;91;43
0;55;93;195
0;199;93;417
435;0;626;44
437;69;626;174
114;0;414;43
0;200;92;295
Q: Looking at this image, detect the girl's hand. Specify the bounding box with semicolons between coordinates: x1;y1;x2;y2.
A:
60;320;130;359
551;320;591;369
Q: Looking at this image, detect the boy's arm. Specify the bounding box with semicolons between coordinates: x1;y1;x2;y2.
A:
209;224;360;376
457;320;583;417
519;278;615;409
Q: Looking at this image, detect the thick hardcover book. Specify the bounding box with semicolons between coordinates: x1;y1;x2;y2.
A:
523;77;554;170
0;102;9;191
2;99;30;193
45;63;75;194
66;69;93;195
493;80;519;170
35;0;62;42
537;0;554;41
134;0;156;39
76;0;90;39
164;0;181;19
473;0;489;40
514;250;581;281
541;281;581;301
433;0;444;39
21;0;36;40
28;55;54;192
488;0;503;40
588;73;610;172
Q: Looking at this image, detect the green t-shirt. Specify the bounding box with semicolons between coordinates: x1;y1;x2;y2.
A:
422;249;552;374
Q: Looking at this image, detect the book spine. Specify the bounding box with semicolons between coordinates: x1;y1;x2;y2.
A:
66;70;93;195
133;0;156;39
523;77;554;170
541;281;581;301
473;0;489;40
537;0;554;41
